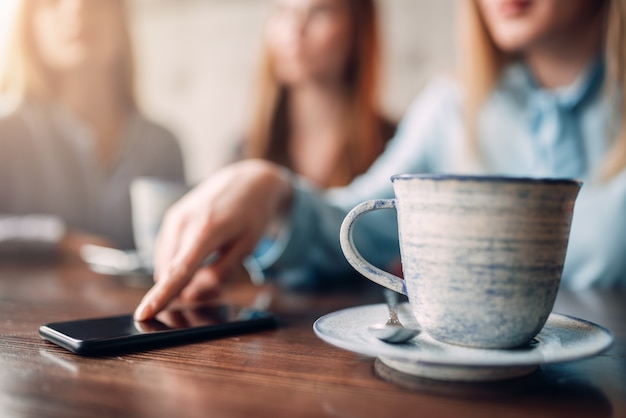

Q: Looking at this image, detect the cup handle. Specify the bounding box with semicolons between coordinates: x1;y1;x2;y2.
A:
339;199;407;296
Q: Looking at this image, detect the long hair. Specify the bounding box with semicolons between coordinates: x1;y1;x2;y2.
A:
246;0;388;187
604;0;626;178
0;0;136;110
459;0;626;180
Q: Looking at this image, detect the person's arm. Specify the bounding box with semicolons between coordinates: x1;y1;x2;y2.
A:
133;78;459;320
134;159;293;320
264;78;457;278
132;138;404;320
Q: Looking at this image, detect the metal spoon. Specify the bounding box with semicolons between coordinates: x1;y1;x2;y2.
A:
369;289;419;344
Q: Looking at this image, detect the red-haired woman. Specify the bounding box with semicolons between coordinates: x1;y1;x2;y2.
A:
243;0;395;188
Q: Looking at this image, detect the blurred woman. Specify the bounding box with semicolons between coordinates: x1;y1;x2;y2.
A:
134;0;626;320
0;0;185;257
458;0;624;286
244;0;395;188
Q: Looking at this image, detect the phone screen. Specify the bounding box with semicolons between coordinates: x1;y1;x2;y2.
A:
39;304;276;355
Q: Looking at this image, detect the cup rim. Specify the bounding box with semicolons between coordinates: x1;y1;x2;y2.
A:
391;173;582;187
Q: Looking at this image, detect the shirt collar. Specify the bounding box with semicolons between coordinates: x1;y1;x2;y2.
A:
503;56;605;111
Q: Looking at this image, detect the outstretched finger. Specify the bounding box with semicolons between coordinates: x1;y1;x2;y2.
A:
140;226;223;319
134;261;196;321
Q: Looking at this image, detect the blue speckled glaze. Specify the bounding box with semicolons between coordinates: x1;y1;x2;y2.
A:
339;175;581;349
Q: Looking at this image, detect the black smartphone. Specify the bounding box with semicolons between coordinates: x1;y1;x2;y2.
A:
39;304;277;356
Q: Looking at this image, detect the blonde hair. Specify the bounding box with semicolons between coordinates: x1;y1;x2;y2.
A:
246;0;390;188
0;0;136;110
460;0;626;179
604;0;626;178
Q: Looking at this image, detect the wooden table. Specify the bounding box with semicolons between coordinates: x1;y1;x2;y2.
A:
0;262;624;418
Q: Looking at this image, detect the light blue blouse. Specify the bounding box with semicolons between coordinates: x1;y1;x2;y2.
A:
263;59;626;289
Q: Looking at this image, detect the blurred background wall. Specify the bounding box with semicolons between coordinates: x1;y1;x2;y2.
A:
0;0;456;183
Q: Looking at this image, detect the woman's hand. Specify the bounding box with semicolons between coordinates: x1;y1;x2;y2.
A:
134;159;293;321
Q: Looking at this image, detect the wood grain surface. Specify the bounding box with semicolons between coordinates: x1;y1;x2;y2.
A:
0;262;623;418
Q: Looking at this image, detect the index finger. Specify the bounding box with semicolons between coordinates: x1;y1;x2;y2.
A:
137;208;209;319
133;262;195;321
134;227;235;320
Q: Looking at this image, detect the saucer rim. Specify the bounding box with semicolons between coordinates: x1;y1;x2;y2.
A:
313;304;613;367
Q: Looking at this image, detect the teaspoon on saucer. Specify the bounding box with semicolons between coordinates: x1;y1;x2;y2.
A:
369;289;419;344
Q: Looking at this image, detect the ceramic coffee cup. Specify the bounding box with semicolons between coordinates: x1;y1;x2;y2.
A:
340;174;581;349
130;177;189;268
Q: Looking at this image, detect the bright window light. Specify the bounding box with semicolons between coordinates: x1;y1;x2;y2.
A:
0;0;19;77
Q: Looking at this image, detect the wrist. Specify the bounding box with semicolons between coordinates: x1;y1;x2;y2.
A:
244;159;294;215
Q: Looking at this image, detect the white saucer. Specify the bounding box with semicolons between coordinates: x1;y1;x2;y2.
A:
313;303;613;382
